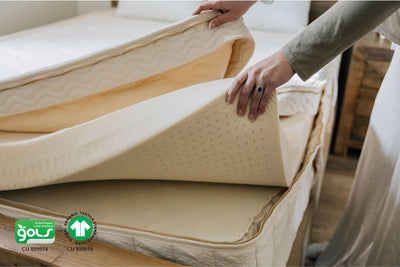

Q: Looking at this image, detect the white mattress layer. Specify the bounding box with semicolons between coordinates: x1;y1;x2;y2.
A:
0;112;313;243
0;78;308;190
0;9;253;119
0;10;169;80
0;10;329;131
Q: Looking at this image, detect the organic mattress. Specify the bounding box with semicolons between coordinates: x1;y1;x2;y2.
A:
0;88;334;265
0;9;342;265
0;111;313;239
0;9;328;190
0;10;253;133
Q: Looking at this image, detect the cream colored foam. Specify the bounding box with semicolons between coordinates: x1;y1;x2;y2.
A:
0;78;309;190
0;10;254;132
0;112;313;242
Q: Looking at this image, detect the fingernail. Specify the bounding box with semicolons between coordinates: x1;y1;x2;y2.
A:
226;95;231;104
249;114;255;122
238;109;244;116
259;108;265;114
209;22;215;29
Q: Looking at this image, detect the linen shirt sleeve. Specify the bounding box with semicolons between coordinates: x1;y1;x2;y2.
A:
282;1;400;81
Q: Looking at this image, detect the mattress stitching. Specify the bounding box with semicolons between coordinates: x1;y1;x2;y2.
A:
0;11;220;91
0;22;253;119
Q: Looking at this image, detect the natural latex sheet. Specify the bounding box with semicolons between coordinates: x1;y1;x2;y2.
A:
0;111;314;242
0;78;310;190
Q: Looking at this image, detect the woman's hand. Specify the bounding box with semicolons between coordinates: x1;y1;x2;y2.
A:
226;50;295;122
192;1;256;29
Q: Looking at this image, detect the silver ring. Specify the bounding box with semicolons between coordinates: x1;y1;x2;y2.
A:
255;86;263;93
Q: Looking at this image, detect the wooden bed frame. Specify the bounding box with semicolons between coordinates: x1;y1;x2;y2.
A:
0;1;337;266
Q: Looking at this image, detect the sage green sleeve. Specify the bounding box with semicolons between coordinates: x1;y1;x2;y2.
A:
282;1;400;81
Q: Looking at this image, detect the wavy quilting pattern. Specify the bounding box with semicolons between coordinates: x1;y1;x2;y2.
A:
0;12;253;118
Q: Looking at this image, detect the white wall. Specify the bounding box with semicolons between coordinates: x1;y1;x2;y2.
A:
0;1;78;35
0;1;112;36
76;1;111;15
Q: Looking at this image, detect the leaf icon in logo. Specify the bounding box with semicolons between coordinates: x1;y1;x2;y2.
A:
18;224;26;229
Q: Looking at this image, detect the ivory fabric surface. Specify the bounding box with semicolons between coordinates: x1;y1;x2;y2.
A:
0;9;254;132
0;10;328;133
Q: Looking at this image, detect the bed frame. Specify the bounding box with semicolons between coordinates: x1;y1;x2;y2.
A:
0;1;337;266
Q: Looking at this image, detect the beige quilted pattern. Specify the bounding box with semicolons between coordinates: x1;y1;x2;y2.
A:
0;11;253;119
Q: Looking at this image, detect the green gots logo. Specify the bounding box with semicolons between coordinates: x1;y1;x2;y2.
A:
67;215;94;241
15;220;55;244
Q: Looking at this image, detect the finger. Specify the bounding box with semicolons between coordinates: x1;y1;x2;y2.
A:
248;82;265;122
237;74;256;117
208;12;235;29
191;1;216;15
226;73;247;104
258;86;274;115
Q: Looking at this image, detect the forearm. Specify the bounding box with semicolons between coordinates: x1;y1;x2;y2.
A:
282;1;400;80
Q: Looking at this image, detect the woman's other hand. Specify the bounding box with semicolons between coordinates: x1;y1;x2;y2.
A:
192;1;256;29
226;50;295;122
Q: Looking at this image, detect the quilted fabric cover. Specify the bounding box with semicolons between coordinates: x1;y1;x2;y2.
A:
0;10;254;132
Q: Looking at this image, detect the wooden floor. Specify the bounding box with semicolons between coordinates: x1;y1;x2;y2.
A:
310;155;359;243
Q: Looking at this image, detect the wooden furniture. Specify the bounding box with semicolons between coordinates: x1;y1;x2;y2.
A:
334;32;394;156
0;215;181;266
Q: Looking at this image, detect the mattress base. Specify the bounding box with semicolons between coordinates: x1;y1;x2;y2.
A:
0;110;316;245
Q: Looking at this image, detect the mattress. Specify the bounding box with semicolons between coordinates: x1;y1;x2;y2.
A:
0;70;339;265
0;9;324;190
0;111;313;240
0;10;253;133
0;8;341;266
0;9;325;133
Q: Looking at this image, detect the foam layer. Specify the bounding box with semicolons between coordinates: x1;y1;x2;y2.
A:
0;78;309;189
0;112;313;242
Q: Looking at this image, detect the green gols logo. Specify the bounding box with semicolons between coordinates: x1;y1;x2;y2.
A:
15;220;55;244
